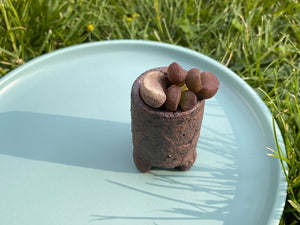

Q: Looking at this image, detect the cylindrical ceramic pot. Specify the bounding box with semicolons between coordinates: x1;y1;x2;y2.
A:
131;67;205;172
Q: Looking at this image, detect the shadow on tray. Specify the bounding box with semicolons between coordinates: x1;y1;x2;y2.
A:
0;111;136;173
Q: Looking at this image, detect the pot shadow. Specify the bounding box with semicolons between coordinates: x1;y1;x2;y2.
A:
98;162;237;223
91;112;240;224
0;111;137;173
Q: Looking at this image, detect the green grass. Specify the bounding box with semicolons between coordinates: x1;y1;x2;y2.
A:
0;0;299;223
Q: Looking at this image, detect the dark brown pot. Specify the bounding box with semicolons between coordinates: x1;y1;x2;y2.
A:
131;67;205;172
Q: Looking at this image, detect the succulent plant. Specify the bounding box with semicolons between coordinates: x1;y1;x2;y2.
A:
180;90;197;111
186;68;202;93
139;62;219;112
139;71;167;108
197;72;220;99
165;85;181;112
167;62;186;84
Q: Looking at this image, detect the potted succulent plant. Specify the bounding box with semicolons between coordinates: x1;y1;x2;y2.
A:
131;62;219;172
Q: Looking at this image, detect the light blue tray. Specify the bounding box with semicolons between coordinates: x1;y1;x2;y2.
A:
0;40;286;225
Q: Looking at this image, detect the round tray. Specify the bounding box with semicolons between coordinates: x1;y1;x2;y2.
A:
0;40;286;225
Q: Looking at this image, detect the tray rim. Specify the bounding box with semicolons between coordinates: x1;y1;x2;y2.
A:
0;39;287;224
